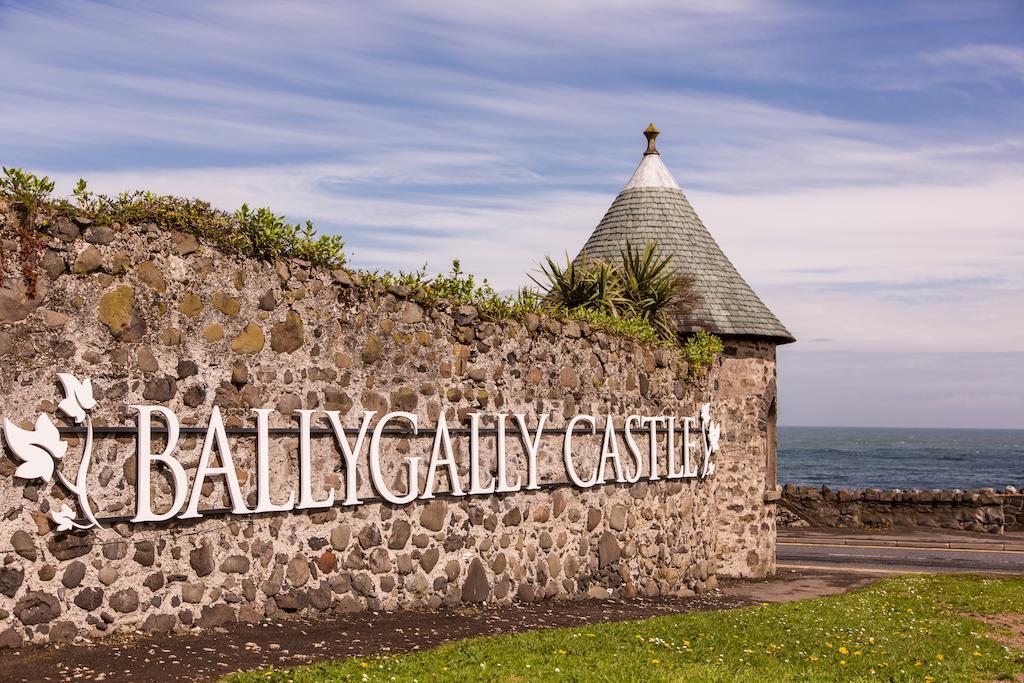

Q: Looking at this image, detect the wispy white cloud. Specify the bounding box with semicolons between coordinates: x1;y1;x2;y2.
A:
922;44;1024;82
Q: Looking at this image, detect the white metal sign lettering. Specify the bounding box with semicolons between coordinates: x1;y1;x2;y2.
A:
1;373;721;531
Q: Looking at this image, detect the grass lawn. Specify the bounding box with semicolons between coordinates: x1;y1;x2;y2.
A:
226;574;1024;682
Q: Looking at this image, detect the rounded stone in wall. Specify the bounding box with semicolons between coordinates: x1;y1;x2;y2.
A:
47;534;91;567
420;501;447;532
462;558;489;603
0;567;24;598
61;561;86;589
189;544;215;576
109;589;139;614
15;591;60;625
48;621;78;644
286;556;310;587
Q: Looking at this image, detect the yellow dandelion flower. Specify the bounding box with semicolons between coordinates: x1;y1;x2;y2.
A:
838;646;849;655
936;654;944;660
651;659;661;665
973;651;982;657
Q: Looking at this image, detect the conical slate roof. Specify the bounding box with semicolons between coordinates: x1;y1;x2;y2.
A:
576;125;794;343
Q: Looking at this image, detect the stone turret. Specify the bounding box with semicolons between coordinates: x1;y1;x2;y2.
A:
576;124;794;343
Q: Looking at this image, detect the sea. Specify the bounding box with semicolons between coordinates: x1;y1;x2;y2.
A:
778;426;1024;491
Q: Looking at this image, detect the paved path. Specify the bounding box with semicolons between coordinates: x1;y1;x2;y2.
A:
778;527;1024;574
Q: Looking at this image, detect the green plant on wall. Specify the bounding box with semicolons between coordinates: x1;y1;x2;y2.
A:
1;169;347;269
681;329;724;376
532;253;620;313
1;167;55;215
234;204;346;267
531;240;697;346
360;260;542;322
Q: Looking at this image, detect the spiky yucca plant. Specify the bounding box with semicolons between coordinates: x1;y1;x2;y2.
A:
533;253;602;311
586;259;627;316
532;240;696;342
618;241;696;338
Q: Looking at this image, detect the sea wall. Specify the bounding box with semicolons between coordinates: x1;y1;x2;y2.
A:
779;484;1024;533
0;207;777;645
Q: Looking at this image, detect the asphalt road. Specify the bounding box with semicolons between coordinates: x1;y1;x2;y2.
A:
778;541;1024;574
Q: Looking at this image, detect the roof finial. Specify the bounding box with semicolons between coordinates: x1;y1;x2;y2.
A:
643;123;660;156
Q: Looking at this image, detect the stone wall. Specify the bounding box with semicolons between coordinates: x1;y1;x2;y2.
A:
0;207;778;645
779;485;1024;534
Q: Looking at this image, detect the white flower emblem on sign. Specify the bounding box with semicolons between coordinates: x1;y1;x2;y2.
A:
2;373;102;531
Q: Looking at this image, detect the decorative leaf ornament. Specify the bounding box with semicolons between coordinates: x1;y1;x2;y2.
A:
4;413;67;481
50;503;89;532
57;374;96;424
1;373;101;530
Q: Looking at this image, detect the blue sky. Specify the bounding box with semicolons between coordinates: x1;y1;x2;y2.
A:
2;1;1022;427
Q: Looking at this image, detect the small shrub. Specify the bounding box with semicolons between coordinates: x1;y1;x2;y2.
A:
1;167;55;214
562;306;667;346
360;260;538;321
423;259;487;304
359;263;431;292
681;330;723;376
234;204;345;268
71;178;96;211
2;172;347;269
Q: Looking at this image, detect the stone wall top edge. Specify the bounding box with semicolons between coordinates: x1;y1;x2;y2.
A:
783;483;1019;501
0;210;691;361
